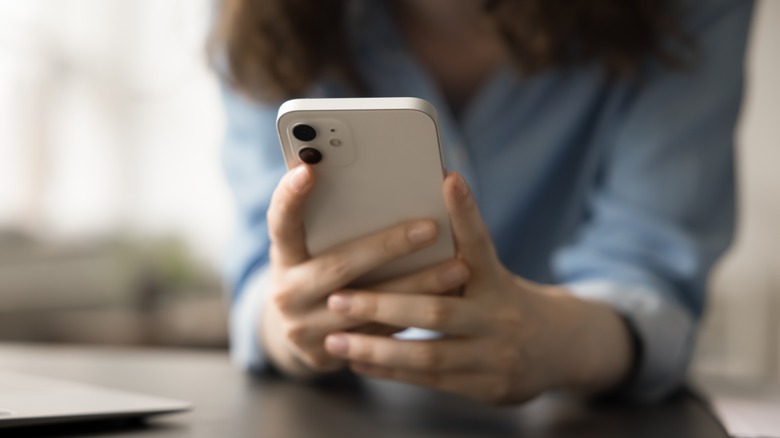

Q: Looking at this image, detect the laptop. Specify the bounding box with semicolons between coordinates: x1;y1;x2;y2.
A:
0;370;191;428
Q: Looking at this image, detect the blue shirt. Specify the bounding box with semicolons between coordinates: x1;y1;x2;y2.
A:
221;0;754;401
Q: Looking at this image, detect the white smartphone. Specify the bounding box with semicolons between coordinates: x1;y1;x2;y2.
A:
276;97;455;286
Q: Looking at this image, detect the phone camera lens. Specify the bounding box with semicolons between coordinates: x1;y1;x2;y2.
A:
298;147;322;164
293;124;317;142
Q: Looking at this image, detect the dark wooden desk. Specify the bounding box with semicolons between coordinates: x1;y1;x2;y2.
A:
0;343;727;438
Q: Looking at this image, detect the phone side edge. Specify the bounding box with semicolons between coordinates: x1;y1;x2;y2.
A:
276;110;296;170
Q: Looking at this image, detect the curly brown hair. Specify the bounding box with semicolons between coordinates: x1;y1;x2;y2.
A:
210;0;687;102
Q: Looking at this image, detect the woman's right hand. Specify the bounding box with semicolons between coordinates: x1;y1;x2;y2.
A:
261;165;470;378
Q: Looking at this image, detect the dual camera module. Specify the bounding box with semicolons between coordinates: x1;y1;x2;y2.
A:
293;124;323;165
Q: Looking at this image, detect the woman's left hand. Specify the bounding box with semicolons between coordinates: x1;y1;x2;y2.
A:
324;173;634;405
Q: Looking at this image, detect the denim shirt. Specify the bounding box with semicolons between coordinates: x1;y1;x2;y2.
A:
221;0;754;401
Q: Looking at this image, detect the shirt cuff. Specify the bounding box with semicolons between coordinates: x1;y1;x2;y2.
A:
566;281;696;402
229;265;273;373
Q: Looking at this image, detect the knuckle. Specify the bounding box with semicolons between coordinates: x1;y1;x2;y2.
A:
272;191;295;217
284;323;307;346
421;300;452;328
350;339;375;363
483;376;512;405
272;286;296;314
265;206;278;228
322;253;351;280
494;308;523;330
473;230;493;252
411;345;443;370
266;206;285;236
353;295;379;319
267;197;302;243
268;245;283;265
381;232;406;256
267;225;285;244
305;352;340;372
496;345;520;370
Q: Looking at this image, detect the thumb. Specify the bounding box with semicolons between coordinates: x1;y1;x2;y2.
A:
442;172;499;276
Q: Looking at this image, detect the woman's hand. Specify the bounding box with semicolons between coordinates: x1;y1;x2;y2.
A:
323;173;634;404
262;165;471;378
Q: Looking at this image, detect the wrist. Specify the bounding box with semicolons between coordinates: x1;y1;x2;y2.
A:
543;287;634;394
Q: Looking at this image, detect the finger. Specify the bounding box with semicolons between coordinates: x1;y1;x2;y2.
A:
288;220;439;302
281;307;363;373
367;259;470;295
349;363;502;402
267;165;314;267
442;172;498;273
281;307;364;350
328;293;480;334
324;334;479;372
336;260;471;333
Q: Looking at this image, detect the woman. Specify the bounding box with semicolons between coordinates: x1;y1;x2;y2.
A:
211;0;753;403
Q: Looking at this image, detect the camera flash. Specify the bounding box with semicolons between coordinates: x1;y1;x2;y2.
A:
329;138;342;147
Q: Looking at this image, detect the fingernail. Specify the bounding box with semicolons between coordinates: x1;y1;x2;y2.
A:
325;335;349;356
407;221;436;244
328;294;352;313
453;174;470;200
439;264;468;286
288;166;310;193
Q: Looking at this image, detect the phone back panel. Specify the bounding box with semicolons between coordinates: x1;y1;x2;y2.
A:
277;98;455;286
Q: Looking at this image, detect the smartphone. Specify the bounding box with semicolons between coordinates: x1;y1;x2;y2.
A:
276;97;455;286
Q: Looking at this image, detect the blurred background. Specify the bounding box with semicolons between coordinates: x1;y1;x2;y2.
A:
0;0;777;381
0;0;230;348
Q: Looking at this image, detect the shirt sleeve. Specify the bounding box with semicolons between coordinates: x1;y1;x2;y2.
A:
220;85;285;372
552;0;754;401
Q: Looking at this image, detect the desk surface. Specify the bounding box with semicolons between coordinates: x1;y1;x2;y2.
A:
0;343;727;438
